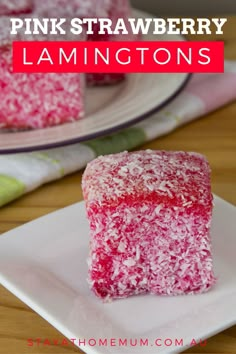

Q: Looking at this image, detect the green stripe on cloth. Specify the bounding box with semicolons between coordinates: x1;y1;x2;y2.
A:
82;127;146;156
0;175;25;207
34;153;65;176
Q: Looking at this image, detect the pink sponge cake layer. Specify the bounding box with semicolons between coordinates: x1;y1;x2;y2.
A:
82;150;216;300
0;46;84;130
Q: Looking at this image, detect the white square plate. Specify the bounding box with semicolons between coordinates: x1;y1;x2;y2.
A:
0;195;235;354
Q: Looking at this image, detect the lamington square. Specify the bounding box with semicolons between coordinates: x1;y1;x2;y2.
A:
82;150;216;300
0;16;85;130
34;0;139;86
0;45;84;130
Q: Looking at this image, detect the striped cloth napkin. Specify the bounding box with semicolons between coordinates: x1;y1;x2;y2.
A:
0;60;236;208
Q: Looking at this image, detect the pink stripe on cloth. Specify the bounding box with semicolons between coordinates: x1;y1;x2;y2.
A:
186;70;236;114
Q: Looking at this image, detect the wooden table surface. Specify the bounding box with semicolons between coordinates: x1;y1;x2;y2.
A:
0;17;236;354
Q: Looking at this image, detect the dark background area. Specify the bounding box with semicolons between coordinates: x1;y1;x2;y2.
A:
130;0;236;15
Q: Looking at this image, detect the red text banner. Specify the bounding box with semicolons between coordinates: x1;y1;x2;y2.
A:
13;41;224;73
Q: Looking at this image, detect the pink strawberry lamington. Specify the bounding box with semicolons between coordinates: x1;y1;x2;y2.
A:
34;0;139;85
0;20;84;130
0;0;33;16
82;150;216;301
86;0;138;86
